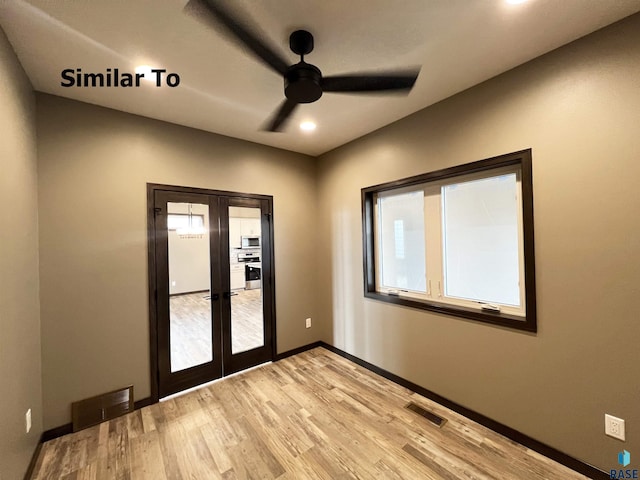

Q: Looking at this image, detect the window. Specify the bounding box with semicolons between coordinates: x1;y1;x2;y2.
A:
378;190;426;292
362;149;536;332
167;213;204;231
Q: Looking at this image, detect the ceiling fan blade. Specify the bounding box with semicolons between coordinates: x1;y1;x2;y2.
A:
184;0;289;76
263;98;298;132
322;69;420;94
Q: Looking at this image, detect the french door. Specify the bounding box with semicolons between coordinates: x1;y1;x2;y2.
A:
148;184;275;399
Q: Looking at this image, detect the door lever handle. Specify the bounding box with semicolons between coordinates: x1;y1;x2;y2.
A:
211;293;220;301
223;291;231;300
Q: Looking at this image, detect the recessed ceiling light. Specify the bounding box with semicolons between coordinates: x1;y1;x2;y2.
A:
506;0;528;4
300;121;316;132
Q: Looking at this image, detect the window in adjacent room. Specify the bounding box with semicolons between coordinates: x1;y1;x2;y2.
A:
362;149;536;332
167;213;205;231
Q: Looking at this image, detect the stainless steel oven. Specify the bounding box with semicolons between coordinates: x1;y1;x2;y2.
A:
238;252;261;290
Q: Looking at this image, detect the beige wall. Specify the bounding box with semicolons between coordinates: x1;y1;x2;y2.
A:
36;94;320;429
317;14;640;472
0;27;42;479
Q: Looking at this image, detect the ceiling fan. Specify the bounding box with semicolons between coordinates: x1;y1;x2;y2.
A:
184;0;421;132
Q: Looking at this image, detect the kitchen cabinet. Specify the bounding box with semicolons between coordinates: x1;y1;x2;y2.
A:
230;264;245;290
229;217;261;246
229;218;242;248
240;218;261;236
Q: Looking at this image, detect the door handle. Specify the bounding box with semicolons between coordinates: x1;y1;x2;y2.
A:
223;292;231;300
211;293;220;301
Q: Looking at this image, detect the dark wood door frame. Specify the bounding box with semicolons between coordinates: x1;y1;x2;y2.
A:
147;183;277;403
153;190;224;397
219;195;276;375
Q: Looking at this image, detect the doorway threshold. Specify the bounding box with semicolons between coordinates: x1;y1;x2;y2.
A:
160;360;272;402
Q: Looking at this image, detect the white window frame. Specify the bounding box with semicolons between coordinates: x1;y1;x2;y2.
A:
362;150;536;332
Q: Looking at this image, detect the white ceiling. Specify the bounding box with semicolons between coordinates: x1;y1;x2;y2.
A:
1;0;639;156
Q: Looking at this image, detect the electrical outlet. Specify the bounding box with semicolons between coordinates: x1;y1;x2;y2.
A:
605;414;625;441
25;409;31;433
171;281;176;287
305;317;311;329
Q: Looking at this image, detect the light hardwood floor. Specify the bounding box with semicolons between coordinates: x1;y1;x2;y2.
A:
229;288;263;354
31;348;590;479
170;289;264;371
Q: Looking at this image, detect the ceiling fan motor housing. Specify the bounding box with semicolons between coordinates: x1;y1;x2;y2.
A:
285;63;323;103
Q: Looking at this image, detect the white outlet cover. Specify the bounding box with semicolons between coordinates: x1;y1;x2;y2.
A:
605;414;625;441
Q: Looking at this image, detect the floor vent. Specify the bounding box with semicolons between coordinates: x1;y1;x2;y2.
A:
71;385;134;432
405;402;447;428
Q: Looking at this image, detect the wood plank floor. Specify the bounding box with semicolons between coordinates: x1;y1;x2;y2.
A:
31;348;590;479
229;288;263;354
169;289;264;371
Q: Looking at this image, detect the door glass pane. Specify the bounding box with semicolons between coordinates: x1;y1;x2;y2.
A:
229;206;264;354
441;173;521;306
378;190;427;292
168;202;213;372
